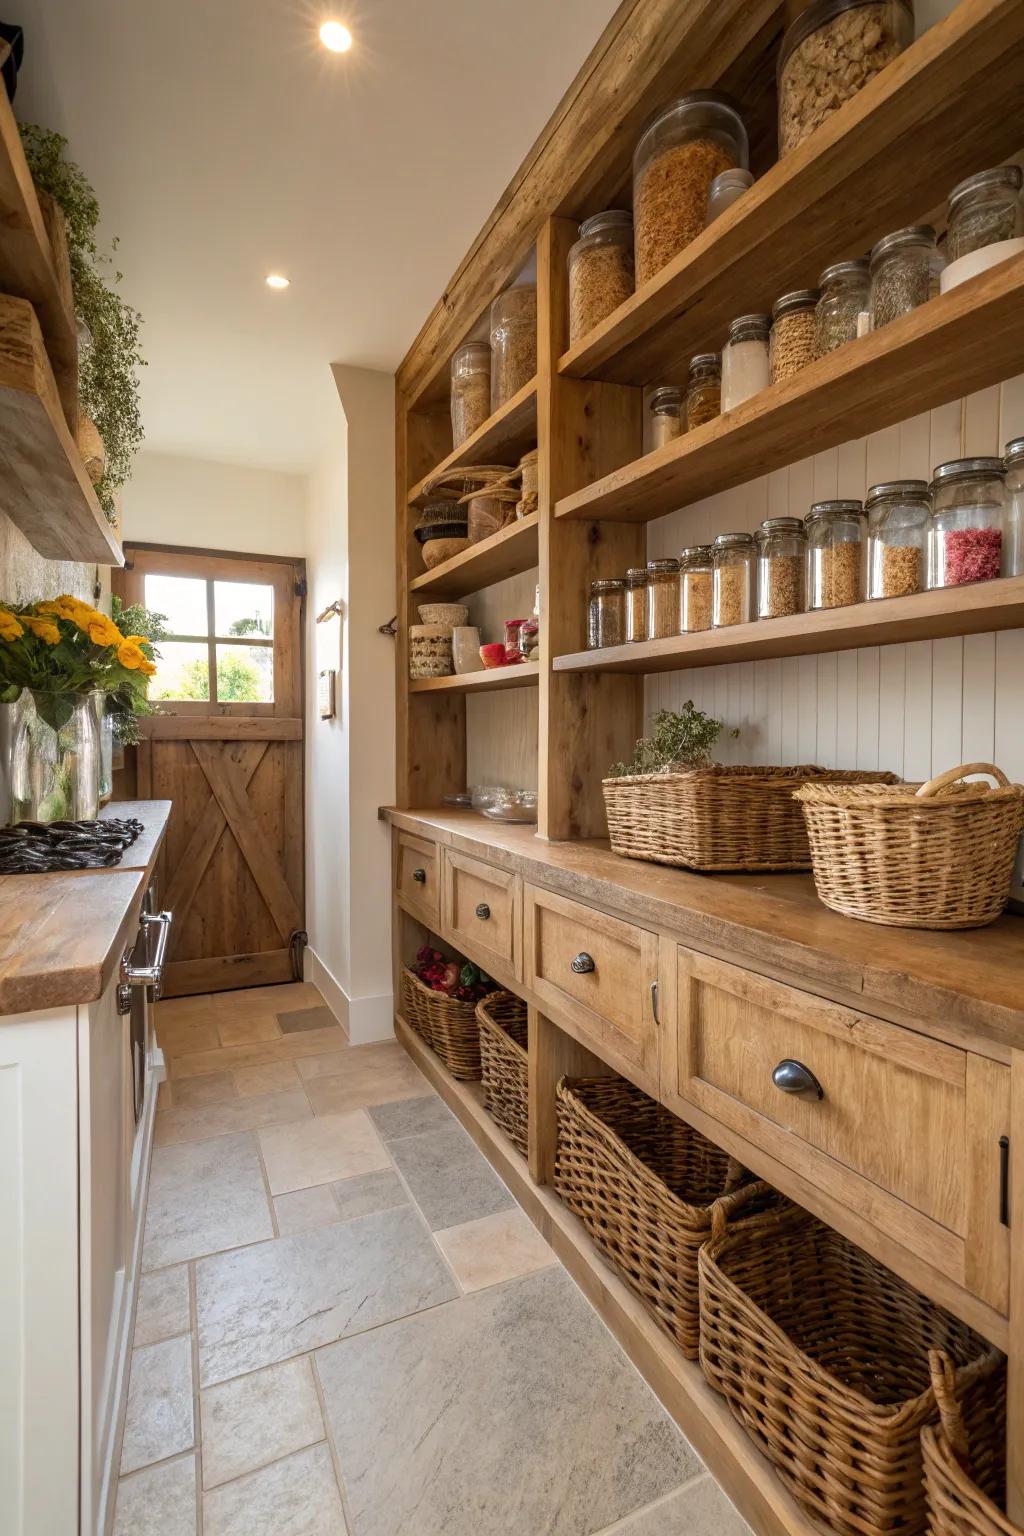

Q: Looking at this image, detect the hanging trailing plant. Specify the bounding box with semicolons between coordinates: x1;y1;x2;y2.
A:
19;122;145;524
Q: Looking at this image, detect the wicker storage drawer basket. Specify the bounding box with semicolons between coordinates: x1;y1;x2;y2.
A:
477;991;529;1155
554;1075;783;1358
400;967;484;1080
796;762;1024;929
923;1351;1014;1536
699;1202;1003;1536
603;764;899;872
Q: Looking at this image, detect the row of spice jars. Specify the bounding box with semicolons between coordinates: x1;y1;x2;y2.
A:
449;282;538;449
649;355;722;447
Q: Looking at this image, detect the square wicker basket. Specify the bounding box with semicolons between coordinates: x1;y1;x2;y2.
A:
477;991;529;1155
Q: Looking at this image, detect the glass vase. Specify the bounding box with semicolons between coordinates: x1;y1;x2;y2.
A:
10;689;101;823
93;693;114;803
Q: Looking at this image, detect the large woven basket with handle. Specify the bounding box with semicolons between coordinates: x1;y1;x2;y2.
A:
796;762;1024;929
477;991;528;1155
923;1350;1014;1536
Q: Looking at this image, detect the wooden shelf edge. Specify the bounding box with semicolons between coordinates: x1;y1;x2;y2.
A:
394;1012;821;1536
408;376;538;505
409;661;540;695
409;514;540;597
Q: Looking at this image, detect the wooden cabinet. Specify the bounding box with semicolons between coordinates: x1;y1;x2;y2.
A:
442;849;521;982
395;831;441;927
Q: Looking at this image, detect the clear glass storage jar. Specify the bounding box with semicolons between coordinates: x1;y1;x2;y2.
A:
568;211;635;348
587;579;627;649
686;353;721;430
712;532;756;627
756;516;807;618
805;500;866;608
646;557;681;640
1005;437;1024;578
490;282;537;411
865;480;930;599
625;567;648;643
649;386;684;450
633;92;748;287
450;342;491;449
777;0;914;157
814;259;870;357
721;314;770;411
706;167;754;223
679;546;714;632
869;225;942;330
770;290;819;385
928;458;1006;589
947;166;1024;265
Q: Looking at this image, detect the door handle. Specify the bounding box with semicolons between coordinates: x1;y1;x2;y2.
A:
412;868;427;884
650;981;660;1026
772;1058;824;1101
124;910;174;999
475;903;491;921
571;952;595;975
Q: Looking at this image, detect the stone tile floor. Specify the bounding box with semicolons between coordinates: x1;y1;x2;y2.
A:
114;982;752;1536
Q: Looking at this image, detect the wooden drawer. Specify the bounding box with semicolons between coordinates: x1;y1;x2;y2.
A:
524;884;658;1092
394;832;440;925
442;849;521;981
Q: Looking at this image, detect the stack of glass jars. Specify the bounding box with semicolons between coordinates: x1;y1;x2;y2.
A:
865;481;930;599
805;500;866;609
928;459;1007;588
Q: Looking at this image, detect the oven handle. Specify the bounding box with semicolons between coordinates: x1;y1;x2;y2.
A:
124;910;174;998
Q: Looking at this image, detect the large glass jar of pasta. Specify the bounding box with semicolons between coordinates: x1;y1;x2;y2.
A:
450;342;491;449
756;516;807;618
649;386;684;450
490;282;537;411
646;558;681;640
947;165;1024;264
865;480;930;599
567;210;635;348
814;259;870;357
928;459;1006;589
679;545;713;632
633;92;748;287
869;225;942;330
1004;438;1024;578
805;500;866;608
587;579;627;649
712;532;755;627
625;568;648;643
685;354;721;430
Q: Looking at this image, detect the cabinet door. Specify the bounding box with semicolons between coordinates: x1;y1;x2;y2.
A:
442;849;521;982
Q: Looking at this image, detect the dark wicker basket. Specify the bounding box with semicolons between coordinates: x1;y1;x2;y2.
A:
554;1074;783;1359
923;1350;1013;1536
400;967;483;1080
477;991;528;1155
699;1201;1004;1536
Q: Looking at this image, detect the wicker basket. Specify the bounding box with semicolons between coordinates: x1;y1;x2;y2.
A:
603;764;900;872
399;968;484;1080
698;1202;1004;1536
795;762;1024;929
923;1350;1014;1536
477;991;529;1154
554;1075;783;1358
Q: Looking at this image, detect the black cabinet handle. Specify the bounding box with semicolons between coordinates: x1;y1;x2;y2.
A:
772;1058;824;1101
475;903;491;921
1000;1135;1010;1227
412;868;427;884
571;952;596;975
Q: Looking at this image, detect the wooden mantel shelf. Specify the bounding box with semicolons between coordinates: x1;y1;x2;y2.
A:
408;661;540;695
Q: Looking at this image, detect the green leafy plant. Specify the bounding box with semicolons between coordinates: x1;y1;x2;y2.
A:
610;703;738;778
19;123;145;523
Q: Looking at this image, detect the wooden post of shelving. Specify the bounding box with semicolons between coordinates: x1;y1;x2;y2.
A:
1008;1048;1024;1523
536;216;646;840
528;1007;613;1186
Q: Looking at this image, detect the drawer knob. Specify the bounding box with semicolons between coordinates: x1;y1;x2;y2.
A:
571;952;596;975
475;903;491;921
412;868;427;884
772;1058;824;1101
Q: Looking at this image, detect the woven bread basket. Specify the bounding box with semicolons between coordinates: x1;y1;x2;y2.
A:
477;991;528;1154
399;968;484;1080
923;1350;1014;1536
795;762;1024;928
554;1075;785;1358
698;1201;1004;1536
603;764;900;872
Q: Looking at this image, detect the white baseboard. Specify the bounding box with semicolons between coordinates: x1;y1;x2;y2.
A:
304;948;394;1045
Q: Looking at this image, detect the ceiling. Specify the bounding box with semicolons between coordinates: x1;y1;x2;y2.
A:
15;0;623;472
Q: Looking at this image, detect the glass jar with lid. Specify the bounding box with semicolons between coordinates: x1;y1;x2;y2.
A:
770;290;819;385
1004;438;1024;578
815;259;870;357
633;92;748;287
490;282;537;411
805;500;866;609
450;342;491;449
712;532;756;627
587;579;627;650
869;225;943;330
865;480;930;599
685;354;721;430
679;546;713;632
646;557;681;640
756;517;807;618
947;166;1024;265
649;386;684;450
706;167;754;223
625;568;648;643
777;0;913;157
568;210;635;348
928;459;1007;589
721;314;770;411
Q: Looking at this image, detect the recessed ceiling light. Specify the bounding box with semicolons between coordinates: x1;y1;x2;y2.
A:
319;20;352;52
266;273;290;290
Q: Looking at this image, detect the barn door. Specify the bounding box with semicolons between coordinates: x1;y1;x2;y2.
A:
114;544;305;996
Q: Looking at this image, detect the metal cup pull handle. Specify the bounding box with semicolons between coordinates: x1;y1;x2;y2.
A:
772;1058;824;1101
571;952;596;975
475;903;491;920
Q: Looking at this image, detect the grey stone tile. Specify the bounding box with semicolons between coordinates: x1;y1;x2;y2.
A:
602;1477;752;1536
120;1335;195;1474
195;1206;457;1386
386;1123;514;1231
278;1005;341;1034
203;1443;346;1535
368;1094;453;1141
154;1088;311;1148
274;1185;341;1236
316;1265;697;1536
134;1264;191;1346
143;1132;273;1270
331;1169;409;1222
200;1357;324;1489
114;1455;197;1536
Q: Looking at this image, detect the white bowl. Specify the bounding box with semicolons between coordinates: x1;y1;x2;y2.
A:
940;238;1024;294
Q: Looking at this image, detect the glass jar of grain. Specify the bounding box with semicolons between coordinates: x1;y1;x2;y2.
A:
806;500;866;609
625;568;648;643
928;459;1006;589
633;92;748;287
649;386;685;450
587;579;627;650
947;166;1024;264
646;558;681;640
777;0;913;158
770;289;819;385
490;283;537;411
815;259;870;357
712;532;756;627
450;342;491;449
869;225;943;330
685;354;721;430
865;480;930;599
721;314;770;411
679;546;714;632
756;517;807;618
1004;438;1024;578
567;211;635;348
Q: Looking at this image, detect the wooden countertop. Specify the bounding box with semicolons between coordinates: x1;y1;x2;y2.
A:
0;800;171;1016
386;808;1024;1056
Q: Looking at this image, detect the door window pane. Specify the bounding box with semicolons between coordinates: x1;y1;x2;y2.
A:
150;641;211;701
144;575;208;637
215;581;274;639
215;644;273;703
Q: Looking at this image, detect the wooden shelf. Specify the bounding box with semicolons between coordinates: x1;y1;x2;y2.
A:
557;0;1024;386
554;577;1024;675
556;257;1024;526
410;514;539;597
0;295;123;566
408;377;538;506
408;661;540;695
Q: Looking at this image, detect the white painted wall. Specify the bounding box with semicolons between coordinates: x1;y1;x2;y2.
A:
123;451;307;555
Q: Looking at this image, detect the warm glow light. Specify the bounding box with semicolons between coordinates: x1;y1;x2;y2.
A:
265;273;290;290
319;20;352;52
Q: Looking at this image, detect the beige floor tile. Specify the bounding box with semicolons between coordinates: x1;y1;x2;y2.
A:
120;1335;194;1474
298;1041;428;1114
601;1476;752;1535
164;1073;237;1111
200;1357;324;1489
434;1208;556;1292
258;1110;389;1195
274;1185;340;1236
155;1089;312;1147
217;1013;282;1048
155;994;214;1023
156;1016;222;1059
215;981;323;1016
114;1455;197;1536
202;1443;345;1536
134;1265;191;1346
233;1060;301;1098
170;1028;349;1081
143;1133;273;1270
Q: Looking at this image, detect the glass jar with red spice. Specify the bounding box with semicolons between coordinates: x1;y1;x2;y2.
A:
928;459;1007;590
503;617;529;663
